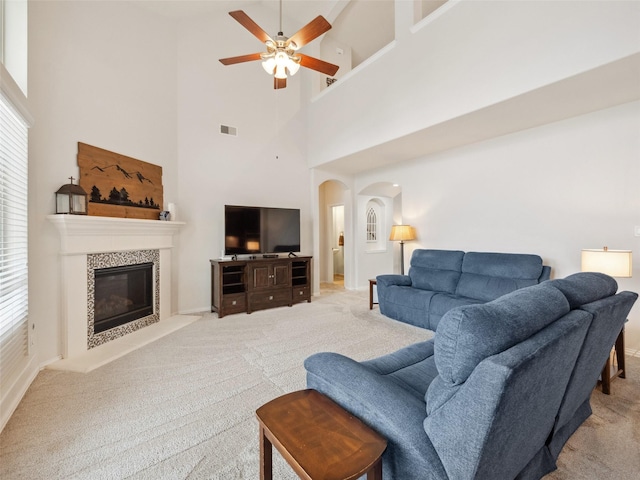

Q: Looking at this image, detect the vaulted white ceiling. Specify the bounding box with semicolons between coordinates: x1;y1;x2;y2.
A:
137;0;394;70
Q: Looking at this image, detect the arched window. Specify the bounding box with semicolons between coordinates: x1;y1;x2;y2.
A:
366;207;377;242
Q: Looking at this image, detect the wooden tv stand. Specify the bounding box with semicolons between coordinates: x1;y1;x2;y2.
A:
210;256;312;318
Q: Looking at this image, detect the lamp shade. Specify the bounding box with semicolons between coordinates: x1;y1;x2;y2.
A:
581;248;632;278
389;225;415;242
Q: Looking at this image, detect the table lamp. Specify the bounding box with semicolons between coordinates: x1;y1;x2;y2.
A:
581;247;632;278
581;246;632;394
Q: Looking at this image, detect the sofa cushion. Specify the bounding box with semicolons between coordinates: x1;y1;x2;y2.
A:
547;272;618;309
362;340;438;399
435;282;570;385
455;252;545;302
408;249;464;294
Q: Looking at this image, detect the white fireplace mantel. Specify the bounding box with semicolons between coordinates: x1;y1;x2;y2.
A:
47;214;185;359
47;214;185;255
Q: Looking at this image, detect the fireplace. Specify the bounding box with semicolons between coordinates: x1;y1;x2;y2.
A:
48;215;183;359
87;249;160;349
94;263;154;334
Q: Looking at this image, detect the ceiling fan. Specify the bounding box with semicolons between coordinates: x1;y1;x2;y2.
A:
219;1;340;89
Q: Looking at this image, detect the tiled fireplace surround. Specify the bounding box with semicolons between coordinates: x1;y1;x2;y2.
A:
48;215;184;359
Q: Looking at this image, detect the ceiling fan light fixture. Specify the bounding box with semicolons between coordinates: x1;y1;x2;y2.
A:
274;63;287;79
261;55;276;75
272;51;300;79
286;56;300;76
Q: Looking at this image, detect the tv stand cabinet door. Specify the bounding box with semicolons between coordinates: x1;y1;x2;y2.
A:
251;265;271;289
249;262;291;290
273;264;290;288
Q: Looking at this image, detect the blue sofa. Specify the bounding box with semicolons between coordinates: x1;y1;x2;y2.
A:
377;249;551;331
305;272;637;479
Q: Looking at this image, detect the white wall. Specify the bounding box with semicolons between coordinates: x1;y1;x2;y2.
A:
175;7;313;313
307;0;640;167
27;0;315;358
26;1;316;371
28;1;178;364
3;0;28;94
354;101;640;351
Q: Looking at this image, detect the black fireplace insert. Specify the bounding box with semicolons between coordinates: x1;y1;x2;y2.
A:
93;262;154;333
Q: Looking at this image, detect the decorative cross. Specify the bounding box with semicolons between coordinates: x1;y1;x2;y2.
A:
69;176;75;184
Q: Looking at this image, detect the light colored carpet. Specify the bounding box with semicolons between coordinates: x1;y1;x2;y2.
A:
0;286;638;479
46;315;202;373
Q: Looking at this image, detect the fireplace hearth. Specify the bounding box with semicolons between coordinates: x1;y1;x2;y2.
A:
94;262;154;334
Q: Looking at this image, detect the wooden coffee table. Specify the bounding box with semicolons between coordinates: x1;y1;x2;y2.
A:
256;389;387;480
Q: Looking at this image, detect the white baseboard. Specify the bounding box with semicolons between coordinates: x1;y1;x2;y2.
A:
178;306;210;315
1;354;39;434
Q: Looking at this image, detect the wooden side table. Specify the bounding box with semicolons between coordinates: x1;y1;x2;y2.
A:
256;389;387;480
369;279;378;310
600;327;626;395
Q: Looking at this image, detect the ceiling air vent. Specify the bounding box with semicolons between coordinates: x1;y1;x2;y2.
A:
220;124;237;136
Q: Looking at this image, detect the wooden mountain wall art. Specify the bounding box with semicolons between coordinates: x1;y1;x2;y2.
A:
77;142;163;220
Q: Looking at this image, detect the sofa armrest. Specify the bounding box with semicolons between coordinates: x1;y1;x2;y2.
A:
304;352;427;443
376;274;412;288
539;265;552;282
304;352;446;476
305;352;427;436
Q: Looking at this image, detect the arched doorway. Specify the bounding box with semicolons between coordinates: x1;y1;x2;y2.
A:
318;180;349;289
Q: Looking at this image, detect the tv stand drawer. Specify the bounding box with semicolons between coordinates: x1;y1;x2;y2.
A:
292;286;310;304
222;294;246;314
248;288;292;313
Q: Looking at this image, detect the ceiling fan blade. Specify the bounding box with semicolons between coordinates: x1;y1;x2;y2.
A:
286;16;332;49
219;53;263;65
229;10;273;44
298;54;339;77
274;77;287;89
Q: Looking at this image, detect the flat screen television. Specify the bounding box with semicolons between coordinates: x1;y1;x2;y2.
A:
224;205;301;255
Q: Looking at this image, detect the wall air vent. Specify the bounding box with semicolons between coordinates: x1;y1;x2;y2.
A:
220;124;238;136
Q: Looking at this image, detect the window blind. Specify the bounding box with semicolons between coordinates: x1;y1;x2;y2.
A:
0;90;29;389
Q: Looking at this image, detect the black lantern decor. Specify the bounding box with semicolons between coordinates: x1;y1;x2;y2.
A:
55;177;88;215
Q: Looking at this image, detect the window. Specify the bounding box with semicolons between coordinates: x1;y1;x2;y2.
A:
0;89;29;388
366;207;377;241
363;198;386;253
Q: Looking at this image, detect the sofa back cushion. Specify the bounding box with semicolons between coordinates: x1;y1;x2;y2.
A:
435;282;570;386
455;252;545;302
548;271;618;309
408;249;464;294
